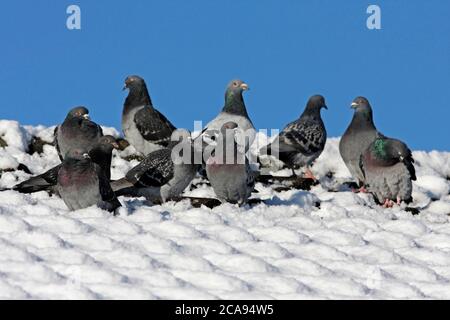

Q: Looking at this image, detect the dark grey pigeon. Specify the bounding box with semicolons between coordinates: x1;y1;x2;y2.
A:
360;134;416;207
196;80;255;154
13;135;118;194
54;106;104;161
111;129;200;203
262;95;327;180
57;149;121;213
206;122;256;205
122;75;176;155
339;97;379;188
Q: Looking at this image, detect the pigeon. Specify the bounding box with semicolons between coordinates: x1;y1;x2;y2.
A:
196;79;255;155
261;95;328;180
111;129;200;203
122;75;176;155
57;149;121;212
206;122;256;205
54;106;104;161
14;136;119;194
339;97;379;189
360;134;416;207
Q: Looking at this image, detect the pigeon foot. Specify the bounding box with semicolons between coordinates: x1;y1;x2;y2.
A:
383;199;396;208
351;186;368;193
304;168;317;181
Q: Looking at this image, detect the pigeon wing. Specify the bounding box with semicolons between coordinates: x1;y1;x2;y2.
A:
278;119;325;155
386;139;417;181
125;148;175;187
134;107;176;147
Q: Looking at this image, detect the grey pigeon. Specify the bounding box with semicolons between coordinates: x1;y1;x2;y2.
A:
196;80;255;155
360;134;416;207
122;75;176;155
54;106;104;161
111;129;200;203
262;95;328;179
206;122;256;205
339;97;379;188
57;149;121;212
13;136;118;194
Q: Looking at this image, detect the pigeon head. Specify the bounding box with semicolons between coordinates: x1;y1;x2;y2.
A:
215;121;244;164
347;96;376;130
223;80;250;116
67;106;90;120
220;121;239;144
123;75;152;108
367;137;402;168
220;121;239;134
300;95;327;120
372;137;411;161
123;75;145;91
388;139;411;160
98;135;120;150
371;138;389;159
225;80;249;100
351;97;372;112
308;95;327;109
304;95;328;115
65;149;90;160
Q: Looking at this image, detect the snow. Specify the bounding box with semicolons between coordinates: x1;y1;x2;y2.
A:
0;150;19;171
1;121;450;299
0;120;30;152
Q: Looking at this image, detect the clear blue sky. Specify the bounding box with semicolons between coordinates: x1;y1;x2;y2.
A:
0;0;449;151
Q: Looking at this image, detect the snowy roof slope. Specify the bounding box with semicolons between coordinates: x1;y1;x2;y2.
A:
0;121;450;299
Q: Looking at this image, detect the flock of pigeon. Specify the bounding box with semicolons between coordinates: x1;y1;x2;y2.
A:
7;75;416;213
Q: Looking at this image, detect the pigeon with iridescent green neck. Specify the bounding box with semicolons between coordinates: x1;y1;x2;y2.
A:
360;134;416;207
196;79;256;154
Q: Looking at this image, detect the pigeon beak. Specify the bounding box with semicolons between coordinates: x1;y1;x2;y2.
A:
351;102;359;109
122;83;128;91
83;114;90;120
240;83;249;91
83;153;90;159
323;105;328;110
112;142;120;149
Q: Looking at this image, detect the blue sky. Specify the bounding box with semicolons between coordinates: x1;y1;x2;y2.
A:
0;0;449;151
